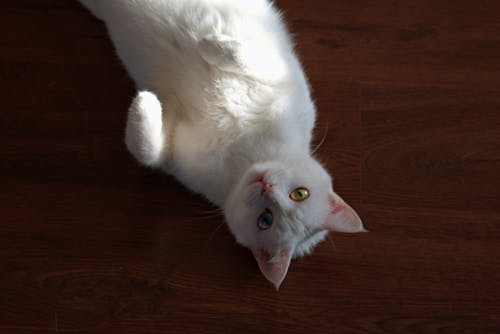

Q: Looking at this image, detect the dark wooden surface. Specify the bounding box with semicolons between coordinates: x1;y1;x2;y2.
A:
1;1;500;333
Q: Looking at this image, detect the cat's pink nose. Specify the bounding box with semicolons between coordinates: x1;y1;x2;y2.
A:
260;180;274;195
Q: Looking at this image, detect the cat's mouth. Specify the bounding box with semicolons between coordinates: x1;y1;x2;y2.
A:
248;172;276;197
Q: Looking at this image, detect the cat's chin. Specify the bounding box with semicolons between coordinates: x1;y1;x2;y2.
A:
293;230;329;258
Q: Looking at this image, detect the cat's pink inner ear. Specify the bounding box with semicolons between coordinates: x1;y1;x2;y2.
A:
252;247;293;290
323;192;366;233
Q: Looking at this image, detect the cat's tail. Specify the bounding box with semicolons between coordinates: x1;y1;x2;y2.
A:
77;0;104;20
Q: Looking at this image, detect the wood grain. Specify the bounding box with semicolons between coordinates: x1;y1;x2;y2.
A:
1;0;500;333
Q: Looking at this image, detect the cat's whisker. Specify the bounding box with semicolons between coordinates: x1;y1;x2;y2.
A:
208;221;226;241
187;204;224;220
312;123;329;155
199;206;223;213
326;235;337;252
196;212;224;220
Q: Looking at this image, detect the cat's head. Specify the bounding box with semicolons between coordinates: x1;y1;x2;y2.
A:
224;155;365;289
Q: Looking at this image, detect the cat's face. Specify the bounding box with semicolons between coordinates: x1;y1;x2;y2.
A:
224;156;365;289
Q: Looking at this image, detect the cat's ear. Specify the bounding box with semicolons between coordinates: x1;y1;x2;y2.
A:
199;34;287;82
323;192;366;233
252;247;293;290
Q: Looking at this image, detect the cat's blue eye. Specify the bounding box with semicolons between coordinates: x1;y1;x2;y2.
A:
257;209;273;230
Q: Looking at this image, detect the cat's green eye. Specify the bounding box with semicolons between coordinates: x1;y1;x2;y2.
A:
289;187;310;202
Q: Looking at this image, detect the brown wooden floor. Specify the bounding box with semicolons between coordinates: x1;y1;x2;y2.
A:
1;1;500;333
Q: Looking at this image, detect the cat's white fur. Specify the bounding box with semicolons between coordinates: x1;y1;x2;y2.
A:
78;0;365;289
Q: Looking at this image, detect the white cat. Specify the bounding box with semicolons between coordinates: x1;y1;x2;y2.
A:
78;0;366;289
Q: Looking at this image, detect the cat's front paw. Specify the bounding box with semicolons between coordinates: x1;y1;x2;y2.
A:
132;91;162;118
125;91;165;167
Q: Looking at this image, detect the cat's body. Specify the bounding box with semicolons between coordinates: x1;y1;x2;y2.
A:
79;0;365;289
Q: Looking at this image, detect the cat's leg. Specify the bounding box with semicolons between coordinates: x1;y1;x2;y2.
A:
125;91;165;167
